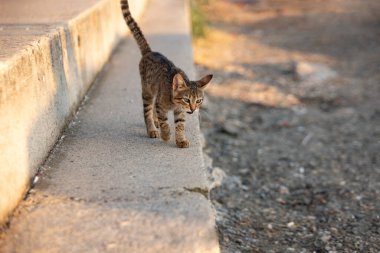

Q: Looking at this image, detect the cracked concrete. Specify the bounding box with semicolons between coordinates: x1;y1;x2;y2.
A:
184;187;210;199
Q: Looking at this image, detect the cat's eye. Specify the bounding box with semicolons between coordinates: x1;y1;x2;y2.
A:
183;98;190;103
196;99;203;104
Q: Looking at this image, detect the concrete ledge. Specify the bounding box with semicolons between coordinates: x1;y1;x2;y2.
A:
0;0;220;251
0;0;147;224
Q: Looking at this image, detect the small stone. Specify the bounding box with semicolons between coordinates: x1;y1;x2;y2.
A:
295;61;337;83
32;176;39;185
119;220;130;227
209;167;226;188
238;168;250;175
220;120;243;136
287;222;296;229
224;175;242;190
301;133;313;146
279;186;290;195
241;184;250;191
321;233;331;243
292;106;308;115
106;243;117;250
330;227;338;234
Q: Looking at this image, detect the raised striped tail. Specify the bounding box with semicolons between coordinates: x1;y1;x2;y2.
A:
120;0;151;55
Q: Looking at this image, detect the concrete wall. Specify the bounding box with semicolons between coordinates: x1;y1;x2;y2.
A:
0;0;147;224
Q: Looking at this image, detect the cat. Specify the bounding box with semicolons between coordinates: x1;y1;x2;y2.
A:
121;0;213;148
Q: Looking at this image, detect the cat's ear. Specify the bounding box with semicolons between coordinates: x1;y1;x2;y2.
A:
172;73;188;91
197;74;213;89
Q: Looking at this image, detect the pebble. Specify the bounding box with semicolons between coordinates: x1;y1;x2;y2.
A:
321;233;331;243
224;175;242;190
221;120;242;136
238;168;250;175
209;167;227;188
32;176;39;185
292;106;308;116
295;61;337;83
279;186;290;195
287;222;296;229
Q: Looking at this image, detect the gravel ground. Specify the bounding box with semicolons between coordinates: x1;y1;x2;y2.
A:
193;0;380;252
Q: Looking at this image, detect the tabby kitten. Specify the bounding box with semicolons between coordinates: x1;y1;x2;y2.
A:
121;0;213;148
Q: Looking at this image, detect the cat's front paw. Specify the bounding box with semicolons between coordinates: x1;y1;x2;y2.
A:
176;139;190;148
148;130;159;138
161;131;170;142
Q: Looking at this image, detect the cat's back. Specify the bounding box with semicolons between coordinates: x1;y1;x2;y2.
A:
140;52;176;73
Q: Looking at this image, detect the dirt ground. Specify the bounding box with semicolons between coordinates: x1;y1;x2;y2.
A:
193;0;380;252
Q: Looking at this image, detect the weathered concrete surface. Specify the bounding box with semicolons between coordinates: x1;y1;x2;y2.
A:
0;0;146;223
0;0;220;252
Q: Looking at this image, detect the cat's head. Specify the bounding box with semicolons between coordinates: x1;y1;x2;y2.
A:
172;73;213;114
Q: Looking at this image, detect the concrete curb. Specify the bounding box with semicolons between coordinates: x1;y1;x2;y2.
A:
1;0;220;252
0;0;147;224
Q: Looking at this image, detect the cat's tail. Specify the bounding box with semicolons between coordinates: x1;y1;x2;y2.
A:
120;0;151;55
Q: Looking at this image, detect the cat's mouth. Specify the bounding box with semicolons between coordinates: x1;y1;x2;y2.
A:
187;111;194;114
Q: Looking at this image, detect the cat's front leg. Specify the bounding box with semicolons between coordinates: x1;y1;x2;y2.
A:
174;107;189;148
156;103;171;142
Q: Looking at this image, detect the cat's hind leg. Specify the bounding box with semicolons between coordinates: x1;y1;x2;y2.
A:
142;91;159;138
155;102;170;142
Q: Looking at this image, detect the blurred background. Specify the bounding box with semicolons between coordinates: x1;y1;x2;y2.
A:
190;0;380;252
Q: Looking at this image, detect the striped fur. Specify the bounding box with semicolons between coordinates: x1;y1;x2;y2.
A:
120;1;213;148
120;0;151;55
